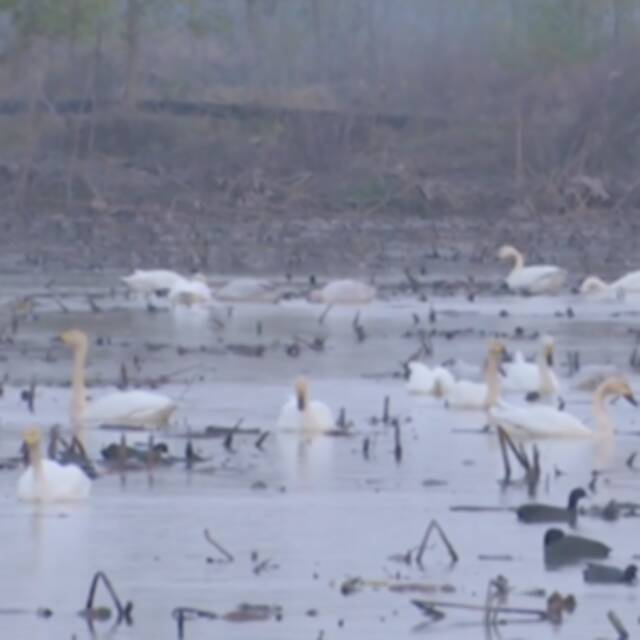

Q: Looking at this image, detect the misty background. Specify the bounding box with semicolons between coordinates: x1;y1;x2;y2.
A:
0;1;637;272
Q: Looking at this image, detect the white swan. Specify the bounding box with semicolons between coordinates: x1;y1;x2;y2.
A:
580;271;640;297
497;245;566;294
491;376;636;438
214;278;279;303
309;279;376;304
122;269;185;295
407;362;455;397
277;378;334;433
502;336;560;397
61;329;177;433
168;275;212;307
17;427;91;502
445;340;505;410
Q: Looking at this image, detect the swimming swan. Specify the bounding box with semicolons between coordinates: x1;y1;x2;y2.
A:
502;335;560;397
309;279;376;304
491;376;636;438
580;271;640;296
61;329;177;432
214;278;279;303
17;427;91;502
122;269;185;296
407;362;455;397
168;275;212;307
444;340;505;410
497;245;566;294
277;378;334;433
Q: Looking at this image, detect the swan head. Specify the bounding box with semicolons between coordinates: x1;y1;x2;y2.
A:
497;245;521;262
598;376;637;406
23;426;42;451
295;377;308;411
60;328;89;350
487;339;506;360
579;276;607;294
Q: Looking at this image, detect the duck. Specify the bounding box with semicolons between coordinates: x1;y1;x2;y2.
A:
583;563;637;585
407;362;455;397
544;528;610;568
168;275;212;307
17;427;91;502
121;269;185;297
214;278;279;303
497;245;566;294
60;329;177;433
517;487;586;525
580;271;640;297
277;377;334;433
444;340;505;410
309;279;376;304
502;335;560;397
491;376;636;438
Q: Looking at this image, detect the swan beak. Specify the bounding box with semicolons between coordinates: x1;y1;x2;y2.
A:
546;352;554;367
625;392;638;407
498;365;507;376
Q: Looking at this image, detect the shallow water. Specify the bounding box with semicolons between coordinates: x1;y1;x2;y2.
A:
1;275;640;639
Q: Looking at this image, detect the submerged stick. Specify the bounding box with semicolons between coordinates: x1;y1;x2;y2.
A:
413;599;548;621
607;610;629;640
415;520;459;568
172;607;218;640
203;529;234;563
82;571;133;626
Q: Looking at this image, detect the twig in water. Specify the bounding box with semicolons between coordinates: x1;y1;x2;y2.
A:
362;437;370;460
118;363;129;390
255;431;269;451
172;607;218;640
80;571;133;630
203;529;234;563
393;422;403;463
352;311;366;342
223;420;243;453
318;304;333;324
607;610;629;639
626;452;637;470
382;396;390;424
415;519;459;569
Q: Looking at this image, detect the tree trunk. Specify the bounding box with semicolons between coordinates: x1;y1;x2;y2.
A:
123;0;142;108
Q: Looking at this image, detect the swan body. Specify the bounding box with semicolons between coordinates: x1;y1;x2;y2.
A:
309;279;376;304
491;376;636;438
84;390;176;427
502;336;560;396
498;245;566;294
60;329;177;433
580;271;640;296
277;378;334;433
122;269;185;294
445;340;505;410
168;276;212;307
407;362;455;396
214;278;278;303
17;428;91;502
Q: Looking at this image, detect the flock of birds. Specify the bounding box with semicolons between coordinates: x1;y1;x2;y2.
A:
13;243;640;591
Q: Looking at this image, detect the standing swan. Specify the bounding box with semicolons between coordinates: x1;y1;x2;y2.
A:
60;329;177;432
497;245;566;294
580;271;640;297
17;427;91;502
502;335;560;397
444;340;506;411
491;376;636;438
277;377;334;433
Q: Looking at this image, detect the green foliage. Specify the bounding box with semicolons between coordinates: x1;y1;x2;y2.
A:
0;0;115;42
498;0;615;74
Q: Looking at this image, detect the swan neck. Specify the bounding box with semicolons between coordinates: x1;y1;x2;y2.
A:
29;441;44;482
537;352;554;395
71;343;88;431
509;249;524;272
484;356;501;408
593;388;615;436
